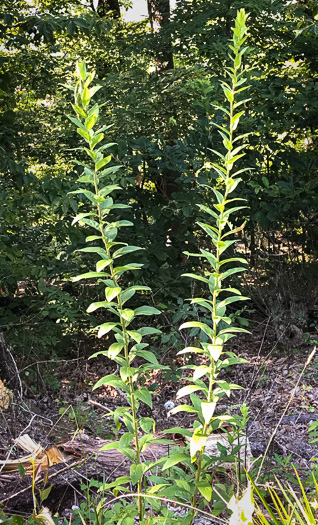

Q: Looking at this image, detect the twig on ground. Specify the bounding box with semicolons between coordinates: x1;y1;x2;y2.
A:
255;347;316;482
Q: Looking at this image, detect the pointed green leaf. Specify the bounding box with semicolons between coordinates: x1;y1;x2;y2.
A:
127;330;142;343
180;321;214;339
108;343;124;359
120;308;135;322
207;344;223;361
73;271;108;282
134;306;161;316
197;482;212;502
220;266;247;280
201;401;217;425
135;388;152;408
130;463;147;485
182;274;209;284
193;365;210;381
217;295;249;308
176;385;207;400
177;346;205;355
162;454;190;471
87;301;108;313
113;246;142;258
77;246;108;258
93;374;126;391
168;405;199;416
91;133;104;149
98;322;119;337
106;287;121;302
96;259;112;272
95;157;111;171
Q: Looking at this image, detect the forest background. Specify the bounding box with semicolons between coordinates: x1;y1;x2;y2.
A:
0;0;318;393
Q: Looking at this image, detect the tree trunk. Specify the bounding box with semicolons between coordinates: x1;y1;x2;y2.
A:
147;0;174;72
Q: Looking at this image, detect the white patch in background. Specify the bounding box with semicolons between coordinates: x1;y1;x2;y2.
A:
123;0;176;22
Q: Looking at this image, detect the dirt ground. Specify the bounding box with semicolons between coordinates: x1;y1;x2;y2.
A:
0;313;317;519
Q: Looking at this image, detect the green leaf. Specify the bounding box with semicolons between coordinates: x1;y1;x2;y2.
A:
130;463;147;485
134;306;161;316
127;330;142;343
114;220;134;228
218;327;250;336
217;295;249;308
77;246;108;258
179;321;214;339
99;476;130;490
219;257;248;267
212;188;224;204
95;157;111;171
193;365;210;381
190;298;214;314
77;128;90;142
93;374;126;391
190;429;208;460
99;166;121;179
133;350;159;365
207;344;223;361
113;246;142;258
182;273;209;284
120;308;135;322
176;385;206;400
197;204;219;220
96;259;112;272
72;103;87;118
98;322;118;337
72;212;96;225
87;301;108;313
139;327;162;336
108;343;124;359
139;417;155;434
163;427;192;437
120;366;135;381
222;85;234;102
177;346;205;355
18;463;25;477
91;133;104;149
38;485;53;502
106;287;121;302
168;405;199;415
85;113;98;130
76;60;87;81
73;271;108;282
201;401;217;424
113;263;143;275
120;285;151;305
197;221;218;240
197;481;212;502
162;454;190;471
220;266;247;280
69;189;97;204
135;388;152;408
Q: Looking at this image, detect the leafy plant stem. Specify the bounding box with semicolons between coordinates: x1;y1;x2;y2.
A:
92;147;144;521
191;33;240;524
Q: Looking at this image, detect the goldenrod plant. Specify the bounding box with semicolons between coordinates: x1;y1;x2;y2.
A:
164;8;251;521
68;61;168;523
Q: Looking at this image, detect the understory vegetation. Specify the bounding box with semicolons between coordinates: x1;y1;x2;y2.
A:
0;0;318;524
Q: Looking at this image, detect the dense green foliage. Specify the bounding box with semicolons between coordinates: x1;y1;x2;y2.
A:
0;0;317;370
